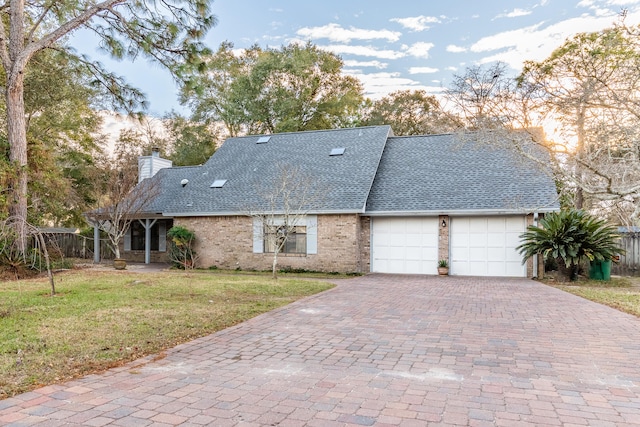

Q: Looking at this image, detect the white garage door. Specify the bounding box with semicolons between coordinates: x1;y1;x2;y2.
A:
450;216;526;277
372;217;438;274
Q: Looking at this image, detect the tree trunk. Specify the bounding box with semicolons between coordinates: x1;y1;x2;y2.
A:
575;98;587;210
6;70;28;252
272;251;278;279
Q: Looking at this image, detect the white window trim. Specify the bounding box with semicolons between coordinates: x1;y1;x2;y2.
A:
252;215;317;255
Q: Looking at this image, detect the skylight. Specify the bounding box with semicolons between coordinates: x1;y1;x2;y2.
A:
256;136;271;144
330;147;346;156
210;179;227;188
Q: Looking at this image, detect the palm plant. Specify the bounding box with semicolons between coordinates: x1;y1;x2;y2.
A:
517;209;623;281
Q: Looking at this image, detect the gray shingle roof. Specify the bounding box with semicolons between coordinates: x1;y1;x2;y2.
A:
161;126;392;215
365;133;559;214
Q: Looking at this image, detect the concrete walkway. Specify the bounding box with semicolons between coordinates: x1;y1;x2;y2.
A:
2;275;640;426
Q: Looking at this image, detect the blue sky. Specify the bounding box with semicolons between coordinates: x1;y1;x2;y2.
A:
72;0;640;118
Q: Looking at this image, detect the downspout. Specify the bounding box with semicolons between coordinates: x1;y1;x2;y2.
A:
533;212;539;278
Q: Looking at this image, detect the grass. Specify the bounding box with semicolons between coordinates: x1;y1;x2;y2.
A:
0;269;334;399
546;276;640;318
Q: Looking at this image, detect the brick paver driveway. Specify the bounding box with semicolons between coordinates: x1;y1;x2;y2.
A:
2;275;640;426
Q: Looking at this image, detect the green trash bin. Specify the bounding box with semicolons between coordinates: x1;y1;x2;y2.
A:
589;260;612;281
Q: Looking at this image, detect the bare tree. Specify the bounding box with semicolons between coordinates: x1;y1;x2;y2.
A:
519;26;640;220
444;62;515;130
86;151;160;261
0;216;55;294
247;164;325;279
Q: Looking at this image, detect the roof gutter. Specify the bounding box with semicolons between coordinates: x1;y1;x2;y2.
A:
164;209;365;217
364;207;559;217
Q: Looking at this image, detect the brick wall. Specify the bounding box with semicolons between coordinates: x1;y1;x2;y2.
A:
438;215;450;263
358;216;371;272
176;214;369;273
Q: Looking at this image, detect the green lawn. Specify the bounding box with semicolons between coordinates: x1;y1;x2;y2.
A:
0;270;334;398
548;277;640;318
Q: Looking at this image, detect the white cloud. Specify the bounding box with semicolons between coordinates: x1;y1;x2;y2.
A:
320;44;406;59
343;60;388;69
494;8;533;19
343;70;440;99
470;8;640;70
403;42;435;59
390;15;441;31
579;0;639;6
446;44;467;53
409;67;438;74
446;66;458;71
297;23;401;43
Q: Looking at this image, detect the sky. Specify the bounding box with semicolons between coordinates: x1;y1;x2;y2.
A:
71;0;640;122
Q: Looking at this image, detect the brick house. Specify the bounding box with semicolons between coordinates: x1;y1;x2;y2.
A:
99;125;559;277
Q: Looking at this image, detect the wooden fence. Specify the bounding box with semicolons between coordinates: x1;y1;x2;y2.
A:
42;233;114;260
612;232;640;276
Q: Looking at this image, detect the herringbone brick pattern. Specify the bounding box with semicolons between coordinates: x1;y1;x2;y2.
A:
2;275;640;426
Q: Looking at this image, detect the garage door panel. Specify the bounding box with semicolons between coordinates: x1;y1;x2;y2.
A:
451;216;526;277
451;233;469;246
423;247;438;259
468;261;488;276
506;250;522;262
372;217;438;274
487;233;505;246
405;249;422;260
506;261;525;276
469;246;486;258
487;247;505;261
505;217;525;230
505;232;522;245
405;234;422;247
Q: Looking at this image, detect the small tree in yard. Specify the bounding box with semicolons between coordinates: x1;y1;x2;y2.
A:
248;164;325;279
517;209;623;281
86;152;159;262
167;226;197;269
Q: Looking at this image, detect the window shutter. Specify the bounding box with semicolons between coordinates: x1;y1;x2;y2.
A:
253;217;264;253
124;226;131;251
158;221;167;252
307;215;318;254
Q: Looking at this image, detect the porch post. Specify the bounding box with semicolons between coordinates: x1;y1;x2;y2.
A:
145;218;151;264
93;223;100;263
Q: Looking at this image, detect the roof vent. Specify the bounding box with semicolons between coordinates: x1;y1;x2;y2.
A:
257;136;271;144
330;147;346;156
210;179;227;188
180;179;189;187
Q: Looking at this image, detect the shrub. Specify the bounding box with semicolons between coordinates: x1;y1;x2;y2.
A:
167;226;197;269
517;209;623;281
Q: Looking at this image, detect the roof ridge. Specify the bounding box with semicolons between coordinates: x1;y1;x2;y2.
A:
231;125;391;140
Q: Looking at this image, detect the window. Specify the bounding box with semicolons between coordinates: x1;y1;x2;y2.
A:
330;147;346;156
253;215;317;255
125;219;171;252
264;224;307;254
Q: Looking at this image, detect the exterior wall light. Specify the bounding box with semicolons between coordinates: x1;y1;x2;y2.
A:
442;219;447;227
